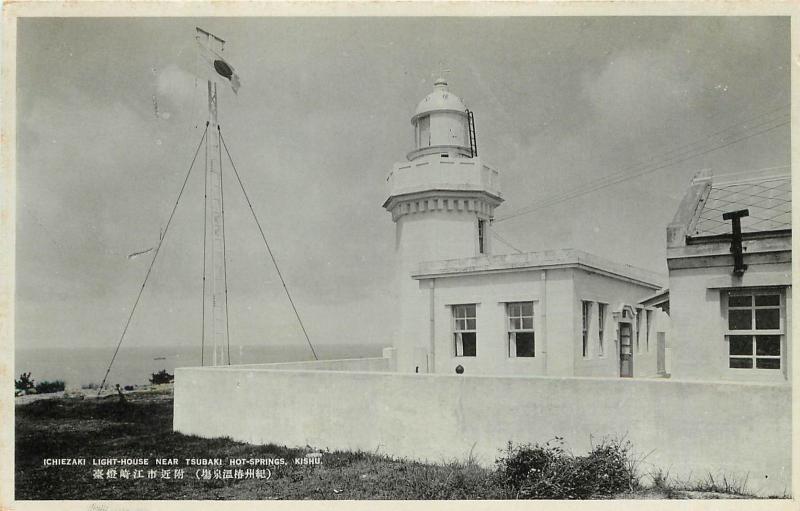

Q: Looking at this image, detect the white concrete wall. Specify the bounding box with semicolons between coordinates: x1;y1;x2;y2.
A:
174;368;790;496
429;268;577;377
651;309;673;375
433;270;541;376
419;267;661;379
387;158;501;198
669;262;791;383
395;210;481;372
573;270;660;378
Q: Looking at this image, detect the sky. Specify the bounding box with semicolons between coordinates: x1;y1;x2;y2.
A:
15;16;790;355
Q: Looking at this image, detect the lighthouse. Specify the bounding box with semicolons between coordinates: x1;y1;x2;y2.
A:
383;78;504;373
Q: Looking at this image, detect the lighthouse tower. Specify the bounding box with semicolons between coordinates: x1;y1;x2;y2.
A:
383;78;503;373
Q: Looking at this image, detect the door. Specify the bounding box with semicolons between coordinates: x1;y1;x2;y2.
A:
657;332;666;375
619;322;633;377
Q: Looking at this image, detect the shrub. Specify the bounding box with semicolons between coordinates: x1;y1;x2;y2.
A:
150;369;174;385
495;437;638;499
573;439;639;496
15;372;35;392
34;380;65;394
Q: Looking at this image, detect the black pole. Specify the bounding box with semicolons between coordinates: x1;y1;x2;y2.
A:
722;209;749;275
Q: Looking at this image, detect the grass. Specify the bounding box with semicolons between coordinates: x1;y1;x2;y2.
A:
640;467;771;499
15;391;501;500
14;390;767;500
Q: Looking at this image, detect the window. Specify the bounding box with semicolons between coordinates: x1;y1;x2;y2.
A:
726;291;783;370
598;303;606;357
417;115;431;147
581;301;591;358
453;304;477;357
645;310;652;352
478;220;486;254
507;302;534;357
635;309;642;353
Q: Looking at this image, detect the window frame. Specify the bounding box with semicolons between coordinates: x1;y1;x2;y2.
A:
506;301;535;358
597;303;607;357
417;115;431;147
452;304;477;358
635;308;643;353
478;220;486;254
724;289;784;371
581;301;591;358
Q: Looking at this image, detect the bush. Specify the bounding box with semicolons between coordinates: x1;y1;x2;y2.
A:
495;437;638;499
34;380;65;394
15;372;35;392
149;369;174;385
573;439;639;496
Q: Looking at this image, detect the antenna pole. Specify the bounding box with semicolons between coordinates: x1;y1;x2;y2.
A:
200;29;229;366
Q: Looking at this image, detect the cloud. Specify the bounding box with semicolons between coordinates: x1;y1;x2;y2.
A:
580;17;789;147
581;48;703;141
155;64;197;113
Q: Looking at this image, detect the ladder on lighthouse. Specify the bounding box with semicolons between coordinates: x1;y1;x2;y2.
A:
466;109;478;158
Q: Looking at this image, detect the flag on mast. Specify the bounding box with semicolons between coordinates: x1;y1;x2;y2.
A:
196;39;241;94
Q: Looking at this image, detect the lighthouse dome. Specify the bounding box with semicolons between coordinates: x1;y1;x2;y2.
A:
408;78;473;161
411;78;467;123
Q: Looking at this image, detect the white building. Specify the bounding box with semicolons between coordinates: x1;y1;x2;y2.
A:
666;169;791;382
174;79;791;495
384;79;668;378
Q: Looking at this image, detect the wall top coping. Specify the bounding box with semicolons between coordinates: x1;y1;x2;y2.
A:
705;272;791;289
175;365;790;389
667;236;792;262
215;356;389;369
411;248;665;289
384;156;502;202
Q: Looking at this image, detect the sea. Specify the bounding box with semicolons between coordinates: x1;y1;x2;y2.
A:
14;343;383;389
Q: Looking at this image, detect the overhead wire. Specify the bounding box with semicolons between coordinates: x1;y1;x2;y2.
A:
496;109;789;222
495;110;789;223
497;110;788;222
584;103;788;182
217;124;233;365
98;122;209;395
490;225;525;254
218;128;319;361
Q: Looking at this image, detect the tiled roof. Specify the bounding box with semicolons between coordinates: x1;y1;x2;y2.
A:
691;174;791;237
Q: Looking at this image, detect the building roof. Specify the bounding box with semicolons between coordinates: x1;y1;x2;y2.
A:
412;78;467;123
667;168;791;250
639;288;669;308
690;171;791;237
412;248;665;289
